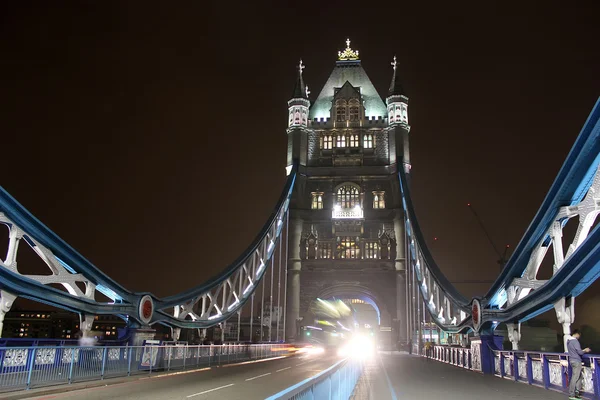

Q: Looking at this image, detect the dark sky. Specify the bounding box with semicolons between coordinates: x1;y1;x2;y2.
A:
1;2;600;327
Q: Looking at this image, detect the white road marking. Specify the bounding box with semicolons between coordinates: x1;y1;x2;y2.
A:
187;383;234;397
245;372;272;381
276;366;292;372
296;361;310;366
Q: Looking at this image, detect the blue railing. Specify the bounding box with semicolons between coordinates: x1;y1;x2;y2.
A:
266;358;363;400
429;345;600;398
0;343;290;393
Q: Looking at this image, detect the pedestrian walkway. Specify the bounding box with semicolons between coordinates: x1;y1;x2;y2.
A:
352;352;568;400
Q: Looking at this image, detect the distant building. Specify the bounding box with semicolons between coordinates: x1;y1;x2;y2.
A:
3;310;126;340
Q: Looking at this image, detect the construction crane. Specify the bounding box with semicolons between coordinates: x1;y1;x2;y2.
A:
467;203;510;267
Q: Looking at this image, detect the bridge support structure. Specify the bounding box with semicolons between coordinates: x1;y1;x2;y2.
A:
506;322;521;350
471;335;503;374
286;217;303;342
0;290;16;338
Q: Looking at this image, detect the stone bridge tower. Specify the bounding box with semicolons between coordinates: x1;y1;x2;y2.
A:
285;40;411;348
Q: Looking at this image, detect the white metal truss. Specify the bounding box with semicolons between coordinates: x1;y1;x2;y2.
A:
407;218;471;331
163;201;288;325
0;213;121;304
502;164;600;312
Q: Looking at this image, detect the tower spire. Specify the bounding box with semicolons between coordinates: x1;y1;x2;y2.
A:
388;55;405;96
291;59;308;99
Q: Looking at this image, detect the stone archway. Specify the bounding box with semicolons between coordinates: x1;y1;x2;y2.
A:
303;283;392;331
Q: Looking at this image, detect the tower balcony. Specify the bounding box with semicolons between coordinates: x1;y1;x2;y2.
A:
332;205;363;219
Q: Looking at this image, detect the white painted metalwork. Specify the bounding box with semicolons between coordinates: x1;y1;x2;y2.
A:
500;164;600;347
0;214;110;303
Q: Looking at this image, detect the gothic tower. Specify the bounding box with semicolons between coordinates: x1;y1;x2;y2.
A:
285;40;410;348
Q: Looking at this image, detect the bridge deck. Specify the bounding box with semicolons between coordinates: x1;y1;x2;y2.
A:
353;352;568;399
10;352;570;400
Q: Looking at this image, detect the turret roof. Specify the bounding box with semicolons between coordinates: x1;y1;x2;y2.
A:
291;60;308;100
309;60;387;120
388;56;406;97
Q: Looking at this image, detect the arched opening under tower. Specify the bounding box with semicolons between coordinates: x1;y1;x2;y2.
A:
299;284;394;350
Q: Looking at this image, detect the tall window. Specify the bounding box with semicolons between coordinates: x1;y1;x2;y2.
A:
337;236;359;259
349;106;359;121
336;106;347;122
337;185;359;208
322;135;333;150
318;242;332;259
349;134;359;147
363;133;374;149
365;242;379;259
336;134;346;148
311;193;323;210
373;191;385;209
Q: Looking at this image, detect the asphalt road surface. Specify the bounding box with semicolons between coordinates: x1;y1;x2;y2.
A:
20;352;340;400
352;352;570;400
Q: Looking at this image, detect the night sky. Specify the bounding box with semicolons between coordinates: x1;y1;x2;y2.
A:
2;2;600;329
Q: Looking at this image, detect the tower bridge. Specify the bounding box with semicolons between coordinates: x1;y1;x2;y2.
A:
0;40;599;399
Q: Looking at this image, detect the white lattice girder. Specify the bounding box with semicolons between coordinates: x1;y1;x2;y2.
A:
504;164;600;310
0;213;109;302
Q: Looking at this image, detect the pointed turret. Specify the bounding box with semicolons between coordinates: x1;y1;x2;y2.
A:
287;60;310;129
286;60;311;170
291;59;309;100
386;56;411;173
386;56;409;126
388;56;406;97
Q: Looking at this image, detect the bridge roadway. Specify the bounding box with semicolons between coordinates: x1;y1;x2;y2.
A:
16;352;339;400
12;351;569;400
353;352;568;400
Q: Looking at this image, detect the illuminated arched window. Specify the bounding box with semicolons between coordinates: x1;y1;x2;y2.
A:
337;236;359;259
349;134;359;147
311;192;323;210
373;191;385;209
336;185;359;208
365;242;379;259
336;134;346;148
363;133;374;149
348;99;360;121
321;135;333;150
335;100;347;122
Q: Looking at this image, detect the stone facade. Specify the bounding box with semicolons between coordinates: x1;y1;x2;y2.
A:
285;43;410;348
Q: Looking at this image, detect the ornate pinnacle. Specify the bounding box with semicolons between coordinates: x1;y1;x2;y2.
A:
298;59;305;75
305;85;310;98
338;38;359;61
391;55;397;70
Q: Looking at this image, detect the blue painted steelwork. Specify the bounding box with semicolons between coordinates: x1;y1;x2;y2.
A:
400;98;600;333
0;165;297;329
0;344;290;392
430;345;600;397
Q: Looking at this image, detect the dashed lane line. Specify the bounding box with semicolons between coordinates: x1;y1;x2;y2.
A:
245;372;272;381
187;383;235;398
276;366;292;372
